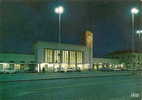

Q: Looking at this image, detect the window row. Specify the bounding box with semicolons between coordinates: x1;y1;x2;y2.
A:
44;49;83;64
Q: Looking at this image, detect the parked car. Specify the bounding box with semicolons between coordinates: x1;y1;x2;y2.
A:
23;70;38;73
99;68;113;72
4;70;16;74
120;68;128;71
127;69;137;71
76;67;81;72
113;68;121;72
57;67;65;72
67;68;75;72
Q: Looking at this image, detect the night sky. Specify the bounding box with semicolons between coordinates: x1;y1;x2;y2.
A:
0;0;141;57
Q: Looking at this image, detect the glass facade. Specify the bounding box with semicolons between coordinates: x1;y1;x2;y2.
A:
76;51;83;64
70;51;76;64
62;51;69;64
54;50;61;63
44;49;53;63
44;48;83;68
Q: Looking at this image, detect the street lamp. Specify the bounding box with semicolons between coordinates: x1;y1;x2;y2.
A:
54;6;64;72
131;8;139;15
130;8;139;69
54;6;64;43
131;8;139;52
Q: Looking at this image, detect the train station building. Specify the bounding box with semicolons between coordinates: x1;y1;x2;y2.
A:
0;31;94;72
1;30;141;73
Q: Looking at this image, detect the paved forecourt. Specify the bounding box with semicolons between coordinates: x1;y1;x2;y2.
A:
0;72;131;82
0;73;142;100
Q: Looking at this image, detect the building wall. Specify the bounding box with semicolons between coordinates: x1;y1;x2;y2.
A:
93;58;124;70
106;52;142;69
34;41;91;72
0;41;94;72
0;53;35;72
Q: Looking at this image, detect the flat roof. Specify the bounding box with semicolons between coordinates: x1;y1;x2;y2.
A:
34;41;87;51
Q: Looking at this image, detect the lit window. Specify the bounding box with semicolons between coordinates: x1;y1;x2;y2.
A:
62;51;69;64
44;49;53;63
70;51;76;64
77;51;83;64
54;50;61;63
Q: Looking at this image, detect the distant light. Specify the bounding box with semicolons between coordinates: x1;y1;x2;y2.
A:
136;30;142;34
131;8;139;14
55;6;64;14
136;30;140;34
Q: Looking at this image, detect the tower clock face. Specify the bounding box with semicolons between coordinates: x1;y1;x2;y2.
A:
85;31;93;48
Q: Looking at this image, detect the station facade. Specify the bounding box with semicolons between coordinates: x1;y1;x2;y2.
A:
34;31;94;72
34;41;91;72
0;31;94;72
1;31;140;73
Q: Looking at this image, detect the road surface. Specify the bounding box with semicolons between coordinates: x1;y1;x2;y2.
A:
0;74;142;100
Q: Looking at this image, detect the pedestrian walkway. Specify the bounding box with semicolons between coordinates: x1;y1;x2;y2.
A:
0;72;131;83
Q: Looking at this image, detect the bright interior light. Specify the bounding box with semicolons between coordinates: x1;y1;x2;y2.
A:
55;6;64;14
131;8;139;14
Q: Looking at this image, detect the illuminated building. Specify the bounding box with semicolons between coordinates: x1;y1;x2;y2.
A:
0;31;94;72
105;51;142;69
0;53;35;72
34;41;91;72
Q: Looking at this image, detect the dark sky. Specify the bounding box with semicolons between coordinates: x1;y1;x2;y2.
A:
0;0;142;57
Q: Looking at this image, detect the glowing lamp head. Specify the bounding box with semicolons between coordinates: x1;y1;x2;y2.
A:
55;6;64;14
136;30;140;34
131;8;139;14
136;30;142;34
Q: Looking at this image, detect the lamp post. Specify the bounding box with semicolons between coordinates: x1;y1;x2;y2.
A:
55;6;64;71
131;8;139;52
131;8;139;69
55;6;64;44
